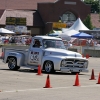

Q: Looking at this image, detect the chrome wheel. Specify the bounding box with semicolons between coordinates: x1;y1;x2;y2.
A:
8;57;20;70
44;61;54;73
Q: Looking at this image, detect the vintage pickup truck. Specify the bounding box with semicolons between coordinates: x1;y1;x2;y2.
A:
3;36;88;74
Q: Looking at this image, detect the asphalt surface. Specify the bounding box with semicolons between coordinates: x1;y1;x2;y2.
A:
0;57;100;100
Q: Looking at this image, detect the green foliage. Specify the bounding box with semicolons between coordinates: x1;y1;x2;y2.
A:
48;30;54;34
84;0;99;13
83;14;93;30
84;0;94;3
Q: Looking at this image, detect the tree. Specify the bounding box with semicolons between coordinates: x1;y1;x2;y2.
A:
83;14;93;30
84;0;99;13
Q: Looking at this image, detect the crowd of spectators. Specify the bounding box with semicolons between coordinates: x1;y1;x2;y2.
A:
69;38;100;47
62;38;100;49
0;35;32;45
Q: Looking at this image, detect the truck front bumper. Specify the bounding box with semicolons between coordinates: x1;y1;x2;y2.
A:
60;67;88;73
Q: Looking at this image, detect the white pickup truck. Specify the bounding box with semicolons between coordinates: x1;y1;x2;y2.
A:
3;36;88;74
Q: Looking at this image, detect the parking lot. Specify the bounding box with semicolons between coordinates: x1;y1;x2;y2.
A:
0;57;100;100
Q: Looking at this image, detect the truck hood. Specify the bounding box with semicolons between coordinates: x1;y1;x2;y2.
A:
44;48;82;57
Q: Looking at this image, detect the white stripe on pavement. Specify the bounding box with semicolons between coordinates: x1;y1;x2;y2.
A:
0;84;100;93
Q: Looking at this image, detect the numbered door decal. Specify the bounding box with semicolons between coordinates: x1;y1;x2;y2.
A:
30;52;39;63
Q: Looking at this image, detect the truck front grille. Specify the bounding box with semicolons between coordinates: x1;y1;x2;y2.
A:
64;59;86;68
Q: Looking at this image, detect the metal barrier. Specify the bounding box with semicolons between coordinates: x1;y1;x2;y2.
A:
69;46;100;57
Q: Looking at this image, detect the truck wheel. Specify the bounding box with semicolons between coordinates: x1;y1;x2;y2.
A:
8;57;20;70
71;72;80;75
44;61;54;73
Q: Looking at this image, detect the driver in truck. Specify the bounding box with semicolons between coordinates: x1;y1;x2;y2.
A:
33;40;41;48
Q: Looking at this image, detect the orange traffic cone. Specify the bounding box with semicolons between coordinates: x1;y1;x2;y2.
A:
73;73;80;86
86;54;89;59
89;69;96;80
97;73;100;84
43;74;52;88
36;65;42;75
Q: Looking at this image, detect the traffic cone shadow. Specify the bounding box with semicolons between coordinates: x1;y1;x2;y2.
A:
43;74;52;88
36;65;42;75
73;73;80;86
97;73;100;84
89;69;96;80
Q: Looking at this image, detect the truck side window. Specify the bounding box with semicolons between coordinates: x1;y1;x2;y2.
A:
33;39;41;48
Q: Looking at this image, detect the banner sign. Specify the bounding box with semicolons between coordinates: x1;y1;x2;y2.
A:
6;17;16;25
52;22;67;28
16;18;26;25
15;26;27;33
6;17;26;25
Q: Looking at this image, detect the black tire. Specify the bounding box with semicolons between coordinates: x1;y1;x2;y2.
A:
8;57;20;70
34;69;38;72
44;61;54;73
71;72;80;75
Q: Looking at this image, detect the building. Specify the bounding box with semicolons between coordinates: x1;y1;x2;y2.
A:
0;0;91;36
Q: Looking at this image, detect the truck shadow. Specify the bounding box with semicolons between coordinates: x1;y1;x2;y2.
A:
18;69;85;75
0;69;85;75
42;71;85;75
0;68;35;73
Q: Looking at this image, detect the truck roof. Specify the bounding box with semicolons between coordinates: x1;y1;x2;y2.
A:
33;36;62;40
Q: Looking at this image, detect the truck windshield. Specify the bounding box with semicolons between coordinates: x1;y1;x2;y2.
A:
43;39;66;49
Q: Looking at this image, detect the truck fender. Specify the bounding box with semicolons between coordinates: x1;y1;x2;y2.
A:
42;56;62;70
6;52;25;66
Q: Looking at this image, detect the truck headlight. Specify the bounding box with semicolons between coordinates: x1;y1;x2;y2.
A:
84;62;88;68
61;60;66;67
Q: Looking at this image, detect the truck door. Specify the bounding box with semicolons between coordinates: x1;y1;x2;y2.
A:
27;39;43;66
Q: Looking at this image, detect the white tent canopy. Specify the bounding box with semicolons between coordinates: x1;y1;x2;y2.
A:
60;30;79;36
53;30;62;34
57;35;71;41
62;28;69;33
48;32;60;36
62;18;89;32
68;18;89;31
0;28;15;34
58;30;79;41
